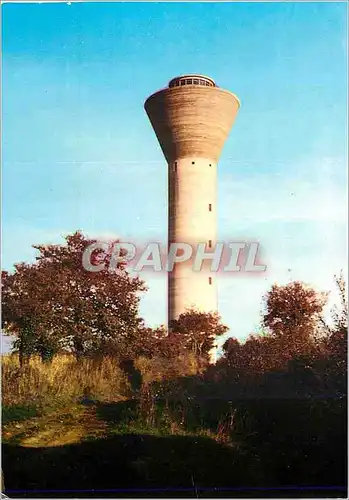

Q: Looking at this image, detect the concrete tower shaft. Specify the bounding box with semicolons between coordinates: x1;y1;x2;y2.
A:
144;75;240;363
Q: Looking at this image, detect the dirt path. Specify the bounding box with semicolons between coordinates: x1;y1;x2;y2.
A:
3;404;107;447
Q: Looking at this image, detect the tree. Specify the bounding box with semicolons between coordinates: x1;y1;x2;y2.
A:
169;309;229;361
2;264;60;365
222;337;241;365
326;273;347;354
1;231;147;362
223;333;286;375
320;273;347;385
262;281;327;359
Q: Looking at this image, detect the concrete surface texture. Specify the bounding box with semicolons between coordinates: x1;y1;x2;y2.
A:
145;75;240;363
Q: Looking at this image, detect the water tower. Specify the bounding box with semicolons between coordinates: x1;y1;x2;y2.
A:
145;74;240;362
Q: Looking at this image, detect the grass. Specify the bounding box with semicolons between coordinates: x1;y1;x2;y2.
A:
3;404;107;447
2;404;40;425
1;353;347;498
2;399;346;498
2;401;228;447
1;352;201;409
1;354;130;410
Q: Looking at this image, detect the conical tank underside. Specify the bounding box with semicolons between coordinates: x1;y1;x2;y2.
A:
144;85;240;163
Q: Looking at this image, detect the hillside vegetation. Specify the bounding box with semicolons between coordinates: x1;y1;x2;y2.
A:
1;232;347;497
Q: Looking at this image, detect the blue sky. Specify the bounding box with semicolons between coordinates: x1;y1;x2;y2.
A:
2;2;348;351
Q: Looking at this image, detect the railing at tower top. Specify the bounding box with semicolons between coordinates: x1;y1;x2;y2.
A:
168;76;216;88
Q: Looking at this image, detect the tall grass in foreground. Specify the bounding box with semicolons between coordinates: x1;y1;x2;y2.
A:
1;352;201;410
1;354;129;408
2;352;236;446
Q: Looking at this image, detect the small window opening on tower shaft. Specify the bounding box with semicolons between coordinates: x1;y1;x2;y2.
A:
209;203;212;212
209;277;212;285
